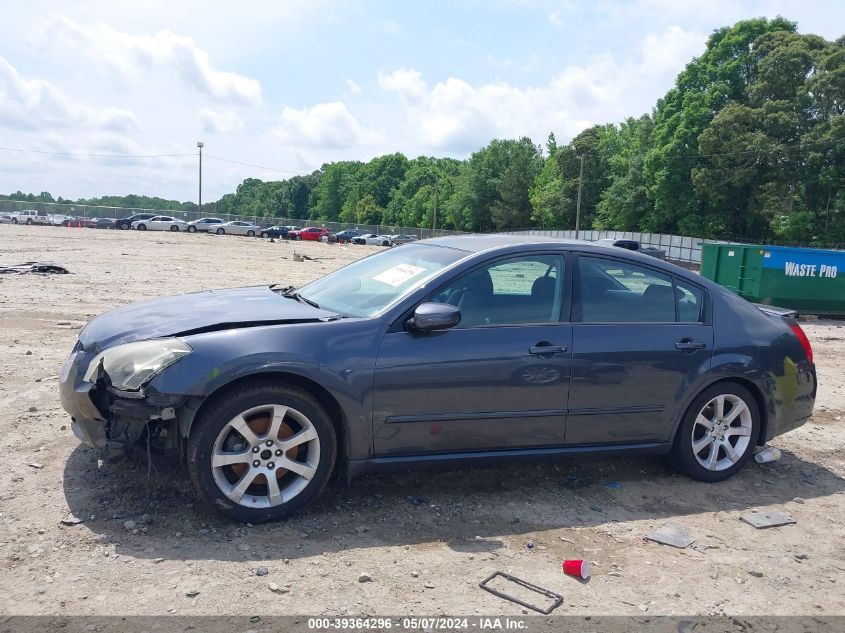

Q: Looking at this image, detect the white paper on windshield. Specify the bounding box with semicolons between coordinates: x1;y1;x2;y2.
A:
372;264;426;287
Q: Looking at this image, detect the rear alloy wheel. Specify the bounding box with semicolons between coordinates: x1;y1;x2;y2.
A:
261;232;268;238
188;382;336;522
170;225;180;232
216;228;225;235
137;224;147;231
247;230;255;237
670;383;759;482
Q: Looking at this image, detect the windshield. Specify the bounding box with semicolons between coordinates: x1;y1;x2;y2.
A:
296;243;465;317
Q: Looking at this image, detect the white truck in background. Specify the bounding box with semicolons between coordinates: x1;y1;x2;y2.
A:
9;209;68;225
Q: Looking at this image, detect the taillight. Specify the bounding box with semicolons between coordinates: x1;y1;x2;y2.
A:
788;323;813;364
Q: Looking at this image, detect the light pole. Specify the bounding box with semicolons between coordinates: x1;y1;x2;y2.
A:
432;175;439;236
197;141;204;214
575;154;584;240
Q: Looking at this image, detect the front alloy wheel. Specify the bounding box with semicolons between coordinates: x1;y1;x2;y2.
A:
188;382;336;522
670;382;759;482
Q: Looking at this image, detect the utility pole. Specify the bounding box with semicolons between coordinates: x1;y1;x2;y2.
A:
432;176;439;236
197;141;204;214
575;154;585;240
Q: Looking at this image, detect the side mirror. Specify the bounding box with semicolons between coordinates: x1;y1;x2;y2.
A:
407;303;461;332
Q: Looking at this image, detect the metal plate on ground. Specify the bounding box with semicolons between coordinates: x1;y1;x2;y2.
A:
741;510;796;529
479;572;563;614
645;524;695;548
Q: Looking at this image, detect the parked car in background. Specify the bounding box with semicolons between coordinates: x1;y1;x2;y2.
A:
186;217;225;233
390;234;417;246
597;238;666;260
353;234;393;246
59;234;816;522
116;213;156;230
65;217;98;228
332;229;364;243
207;221;260;236
289;226;332;241
260;226;290;239
95;218;116;229
131;216;188;231
0;214;13;224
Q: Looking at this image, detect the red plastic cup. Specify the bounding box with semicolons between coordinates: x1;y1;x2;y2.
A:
563;559;591;579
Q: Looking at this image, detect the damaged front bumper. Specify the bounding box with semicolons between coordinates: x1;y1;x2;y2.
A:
59;346;185;459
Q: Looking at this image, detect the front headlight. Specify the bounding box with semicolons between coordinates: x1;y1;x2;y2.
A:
84;338;192;391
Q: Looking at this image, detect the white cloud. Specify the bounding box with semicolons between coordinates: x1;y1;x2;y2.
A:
377;69;428;103
0;56;138;132
272;101;380;149
40;15;262;105
377;26;706;153
198;108;244;134
641;25;706;75
548;10;565;27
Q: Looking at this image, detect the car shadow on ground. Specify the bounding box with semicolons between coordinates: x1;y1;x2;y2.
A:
62;443;845;563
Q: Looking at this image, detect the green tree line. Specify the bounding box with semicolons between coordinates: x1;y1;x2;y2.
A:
4;17;844;244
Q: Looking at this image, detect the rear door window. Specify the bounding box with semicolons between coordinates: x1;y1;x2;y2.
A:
577;257;675;322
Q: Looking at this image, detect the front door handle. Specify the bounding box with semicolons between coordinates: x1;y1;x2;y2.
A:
675;339;707;350
529;345;567;355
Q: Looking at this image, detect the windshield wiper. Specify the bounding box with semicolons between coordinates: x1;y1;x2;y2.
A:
282;289;321;309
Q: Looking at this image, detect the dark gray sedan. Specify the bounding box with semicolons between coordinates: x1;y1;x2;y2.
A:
59;235;816;522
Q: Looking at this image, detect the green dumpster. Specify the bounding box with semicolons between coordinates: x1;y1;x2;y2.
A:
700;243;845;315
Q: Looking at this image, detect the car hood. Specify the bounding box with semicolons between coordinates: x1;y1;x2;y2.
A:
79;286;339;350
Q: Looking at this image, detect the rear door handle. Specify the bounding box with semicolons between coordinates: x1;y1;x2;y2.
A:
529;345;567;355
675;339;707;350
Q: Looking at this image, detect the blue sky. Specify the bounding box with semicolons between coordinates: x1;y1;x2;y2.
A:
1;0;843;202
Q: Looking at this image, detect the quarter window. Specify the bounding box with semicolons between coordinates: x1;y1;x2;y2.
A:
676;279;704;323
431;255;565;327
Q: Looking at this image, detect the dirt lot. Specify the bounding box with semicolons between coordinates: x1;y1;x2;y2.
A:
1;224;844;617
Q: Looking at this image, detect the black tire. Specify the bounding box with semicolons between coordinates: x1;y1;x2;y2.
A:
170;225;180;232
669;382;760;482
11;218;18;224
187;381;337;522
26;218;33;225
296;234;302;240
247;230;255;237
261;232;267;238
382;240;389;247
216;228;225;235
119;222;128;230
187;225;196;233
137;224;147;231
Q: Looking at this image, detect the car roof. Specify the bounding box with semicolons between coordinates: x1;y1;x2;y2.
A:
420;233;586;252
418;233;718;289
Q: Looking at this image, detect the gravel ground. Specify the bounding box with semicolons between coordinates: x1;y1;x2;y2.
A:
0;224;844;617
